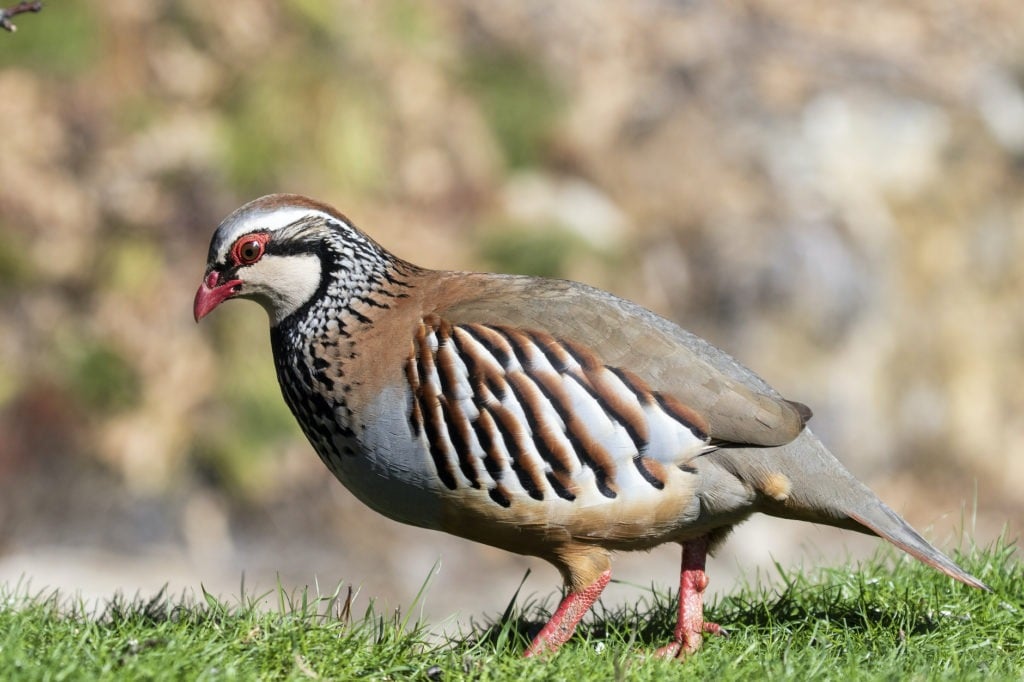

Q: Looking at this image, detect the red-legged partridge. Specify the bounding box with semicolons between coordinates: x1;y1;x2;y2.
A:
194;194;986;659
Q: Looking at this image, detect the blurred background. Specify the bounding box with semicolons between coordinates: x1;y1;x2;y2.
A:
0;1;1020;625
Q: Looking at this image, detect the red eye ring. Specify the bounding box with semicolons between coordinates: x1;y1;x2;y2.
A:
231;233;269;265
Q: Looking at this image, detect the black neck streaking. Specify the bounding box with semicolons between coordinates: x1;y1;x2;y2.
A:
267;219;423;467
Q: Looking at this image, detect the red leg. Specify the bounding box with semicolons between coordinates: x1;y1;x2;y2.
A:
523;569;612;658
655;536;725;659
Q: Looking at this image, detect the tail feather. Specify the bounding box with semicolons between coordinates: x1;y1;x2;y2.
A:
711;431;989;591
705;417;988;590
847;503;988;590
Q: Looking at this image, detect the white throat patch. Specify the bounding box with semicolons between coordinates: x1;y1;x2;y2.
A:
241;253;322;325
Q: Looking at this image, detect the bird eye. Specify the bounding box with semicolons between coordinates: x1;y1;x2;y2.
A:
239;241;262;262
231;234;267;265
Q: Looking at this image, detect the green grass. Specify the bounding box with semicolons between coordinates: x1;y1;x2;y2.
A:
1;538;1021;680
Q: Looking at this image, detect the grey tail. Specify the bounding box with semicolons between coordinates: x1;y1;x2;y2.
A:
709;431;988;590
847;501;989;590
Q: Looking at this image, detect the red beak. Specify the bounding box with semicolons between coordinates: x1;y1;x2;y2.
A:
194;271;243;322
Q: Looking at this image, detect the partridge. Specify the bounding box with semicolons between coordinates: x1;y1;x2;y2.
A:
194;194;986;659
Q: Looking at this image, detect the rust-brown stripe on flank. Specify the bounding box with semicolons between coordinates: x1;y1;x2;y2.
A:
421;311;442;330
449;327;482;392
438;395;479;488
559;336;604;372
483;373;509;405
525;345;622;498
421;399;457;490
404;356;423;438
545;470;576;501
563;368;599;404
563;419;618;499
486;393;548;501
435;359;478;489
453;325;507;377
472;407;507;481
531;366;574;414
410;320;459;490
529;367;589;469
544;375;620;500
434;326;462;400
582;365;650;453
653;392;710;440
633;455;667;490
505;371;577;477
488;484;512;508
405;338;421;392
434;322;482;488
413;322;435;397
417;318;692;501
607;366;652;403
494;327;538;371
459;324;514;408
525;329;572;373
420;395;458;489
461;323;515;370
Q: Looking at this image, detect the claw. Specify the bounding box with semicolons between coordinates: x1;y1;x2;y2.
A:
704;621;728;637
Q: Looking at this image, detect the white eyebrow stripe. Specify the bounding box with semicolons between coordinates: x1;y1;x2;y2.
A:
213;208;339;262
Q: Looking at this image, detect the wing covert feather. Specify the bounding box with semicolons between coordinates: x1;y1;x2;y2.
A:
432;273;810;448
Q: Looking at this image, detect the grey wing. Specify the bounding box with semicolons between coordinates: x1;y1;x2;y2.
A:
438;273;811;448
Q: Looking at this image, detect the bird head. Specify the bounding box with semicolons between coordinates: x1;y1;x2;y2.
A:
194;194;344;326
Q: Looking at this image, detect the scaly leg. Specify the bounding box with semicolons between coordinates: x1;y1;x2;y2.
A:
523;569;612;658
655;536;726;658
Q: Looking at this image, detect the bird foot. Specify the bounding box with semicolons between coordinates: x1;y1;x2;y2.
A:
653;621;728;659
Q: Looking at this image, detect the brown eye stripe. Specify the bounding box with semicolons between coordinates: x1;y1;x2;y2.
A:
406;318;711;506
